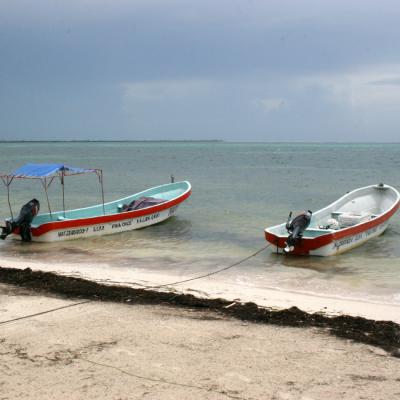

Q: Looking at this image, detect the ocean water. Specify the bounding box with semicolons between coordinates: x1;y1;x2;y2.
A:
0;141;400;305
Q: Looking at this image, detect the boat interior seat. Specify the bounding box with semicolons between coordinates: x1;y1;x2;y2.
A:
332;210;374;228
315;209;377;231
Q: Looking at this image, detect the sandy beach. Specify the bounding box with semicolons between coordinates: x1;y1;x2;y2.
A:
1;282;400;400
3;0;400;397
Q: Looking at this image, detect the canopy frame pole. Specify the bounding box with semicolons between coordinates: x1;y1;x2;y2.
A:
98;170;105;216
1;165;101;222
41;178;53;219
61;170;66;218
1;176;15;220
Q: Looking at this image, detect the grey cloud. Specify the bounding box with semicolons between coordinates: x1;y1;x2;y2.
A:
1;0;400;141
370;78;400;85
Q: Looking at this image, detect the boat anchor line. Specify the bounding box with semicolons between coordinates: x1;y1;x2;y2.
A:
116;243;273;290
0;300;92;326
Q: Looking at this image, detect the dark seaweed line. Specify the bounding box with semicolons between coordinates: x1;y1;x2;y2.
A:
0;266;399;357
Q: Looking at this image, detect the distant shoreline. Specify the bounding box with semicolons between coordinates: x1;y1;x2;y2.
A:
0;139;225;143
1;140;400;144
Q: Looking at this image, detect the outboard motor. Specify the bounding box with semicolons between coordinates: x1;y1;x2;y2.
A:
284;210;312;253
0;199;40;242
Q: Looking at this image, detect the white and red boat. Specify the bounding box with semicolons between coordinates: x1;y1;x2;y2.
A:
1;163;191;242
265;184;400;256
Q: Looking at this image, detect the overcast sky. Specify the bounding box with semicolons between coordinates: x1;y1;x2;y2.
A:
1;0;400;141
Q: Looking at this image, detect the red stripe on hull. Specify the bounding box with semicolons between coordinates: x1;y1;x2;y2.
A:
265;200;400;255
31;189;191;237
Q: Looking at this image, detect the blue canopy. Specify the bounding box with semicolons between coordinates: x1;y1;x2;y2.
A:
5;163;97;179
1;163;105;219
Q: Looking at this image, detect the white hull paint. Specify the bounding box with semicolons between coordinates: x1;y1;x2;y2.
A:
4;180;191;243
12;206;179;242
316;219;389;256
273;219;389;256
265;184;400;256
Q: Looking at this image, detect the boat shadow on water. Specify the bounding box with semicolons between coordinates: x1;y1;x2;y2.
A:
0;217;193;265
266;223;400;273
352;226;400;259
137;216;193;240
268;251;357;276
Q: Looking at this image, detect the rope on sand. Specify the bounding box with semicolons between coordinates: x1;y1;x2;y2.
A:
0;300;92;326
0;244;272;324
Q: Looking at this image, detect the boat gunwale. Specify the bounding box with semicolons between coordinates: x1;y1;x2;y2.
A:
265;200;399;251
35;180;191;218
30;181;192;237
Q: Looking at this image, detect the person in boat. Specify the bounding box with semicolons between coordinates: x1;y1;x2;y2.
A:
0;199;40;242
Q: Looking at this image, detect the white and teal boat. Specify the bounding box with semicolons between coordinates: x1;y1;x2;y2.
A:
265;184;400;256
0;164;191;242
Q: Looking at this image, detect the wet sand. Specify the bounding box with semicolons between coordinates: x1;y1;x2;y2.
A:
1;282;400;400
1;265;400;353
1;256;400;324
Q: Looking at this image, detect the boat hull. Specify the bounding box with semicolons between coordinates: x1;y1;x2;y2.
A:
7;181;191;242
266;217;391;256
31;205;180;242
265;184;400;256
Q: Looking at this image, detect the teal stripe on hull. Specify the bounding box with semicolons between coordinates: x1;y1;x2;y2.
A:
31;181;190;227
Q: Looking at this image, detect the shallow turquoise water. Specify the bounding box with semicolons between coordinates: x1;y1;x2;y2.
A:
1;142;399;304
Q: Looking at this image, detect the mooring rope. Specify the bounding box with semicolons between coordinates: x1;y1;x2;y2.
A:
0;244;272;325
134;243;273;290
0;300;92;326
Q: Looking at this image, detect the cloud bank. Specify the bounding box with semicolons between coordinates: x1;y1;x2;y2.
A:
1;0;400;141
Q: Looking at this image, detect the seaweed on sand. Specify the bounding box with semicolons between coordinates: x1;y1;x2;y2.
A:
0;266;399;357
